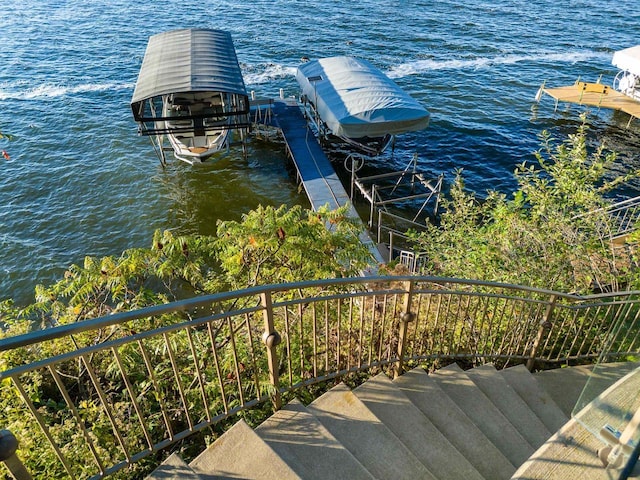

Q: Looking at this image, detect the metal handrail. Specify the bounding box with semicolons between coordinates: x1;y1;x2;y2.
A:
574;194;640;239
1;276;639;479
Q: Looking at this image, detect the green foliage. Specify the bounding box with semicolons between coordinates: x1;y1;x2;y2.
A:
214;204;373;289
0;203;372;479
412;118;639;293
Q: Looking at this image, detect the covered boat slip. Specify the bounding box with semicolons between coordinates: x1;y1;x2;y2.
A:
131;29;250;163
296;56;430;155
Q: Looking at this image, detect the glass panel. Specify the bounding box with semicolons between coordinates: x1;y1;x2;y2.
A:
572;295;640;472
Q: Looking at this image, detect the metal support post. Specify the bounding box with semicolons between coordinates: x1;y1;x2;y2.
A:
261;292;282;410
0;430;32;480
395;280;416;378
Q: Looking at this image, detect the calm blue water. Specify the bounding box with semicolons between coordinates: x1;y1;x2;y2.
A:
1;0;640;305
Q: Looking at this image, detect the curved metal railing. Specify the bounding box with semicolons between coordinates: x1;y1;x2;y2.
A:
1;276;640;479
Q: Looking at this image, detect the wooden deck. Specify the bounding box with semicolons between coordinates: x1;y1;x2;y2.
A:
540;81;640;120
267;98;385;265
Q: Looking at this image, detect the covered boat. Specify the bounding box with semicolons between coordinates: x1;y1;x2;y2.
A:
131;29;250;165
296;56;430;155
612;45;640;101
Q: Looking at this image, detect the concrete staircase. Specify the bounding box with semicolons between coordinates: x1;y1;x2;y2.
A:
148;362;640;480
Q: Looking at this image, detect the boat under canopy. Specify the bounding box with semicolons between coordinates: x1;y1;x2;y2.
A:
535;45;640;124
296;56;430;155
131;29;250;164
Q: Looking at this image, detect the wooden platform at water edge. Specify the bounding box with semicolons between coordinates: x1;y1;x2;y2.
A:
539;81;640;123
252;98;385;265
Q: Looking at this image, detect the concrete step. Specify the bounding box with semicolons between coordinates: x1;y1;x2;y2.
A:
467;363;553;449
395;367;516;479
534;362;640;417
513;363;640;479
254;398;375;480
189;418;301;480
354;372;486;480
308;382;437;480
510;418;617;480
147;453;202;480
500;364;568;433
432;363;535;467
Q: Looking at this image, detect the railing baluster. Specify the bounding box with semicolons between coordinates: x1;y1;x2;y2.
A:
410;290;423;350
284;306;293;388
378;293;389;363
367;295;376;367
336;297;342;371
312;301;318;378
137;339;174;440
543;303;574;362
226;316;245;408
348;297;354;371
111;347;154;451
621;300;640;354
298;302;305;379
358;296;365;368
324;299;330;374
245;312;263;404
79;354;131;464
185;327;211;423
485;296;508;360
494;298;519;358
207;321;229;414
11;378;75;478
47;365;106;473
162;333;193;431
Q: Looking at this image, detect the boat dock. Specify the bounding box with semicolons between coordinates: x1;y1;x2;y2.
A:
537;81;640;125
252;97;385;265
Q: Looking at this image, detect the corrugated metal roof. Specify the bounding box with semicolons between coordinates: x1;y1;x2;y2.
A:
131;29;246;107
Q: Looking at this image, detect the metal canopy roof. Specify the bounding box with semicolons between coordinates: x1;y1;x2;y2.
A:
131;29;247;109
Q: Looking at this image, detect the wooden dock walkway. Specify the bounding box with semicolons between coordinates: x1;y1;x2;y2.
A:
265;98;385;265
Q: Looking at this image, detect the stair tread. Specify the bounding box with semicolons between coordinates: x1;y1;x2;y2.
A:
308;383;437;480
510;418;616;480
395;367;516;479
467;364;553;449
432;363;535;466
190;419;301;480
354;372;486;480
147;453;201;480
534;362;640;417
255;399;375;480
500;364;568;433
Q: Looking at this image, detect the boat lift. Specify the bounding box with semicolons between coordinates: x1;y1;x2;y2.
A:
347;152;443;247
131;29;251;166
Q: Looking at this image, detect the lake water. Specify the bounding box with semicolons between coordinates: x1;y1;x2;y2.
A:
1;0;640;305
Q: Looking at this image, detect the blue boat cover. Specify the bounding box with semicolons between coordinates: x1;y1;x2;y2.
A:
296;56;430;139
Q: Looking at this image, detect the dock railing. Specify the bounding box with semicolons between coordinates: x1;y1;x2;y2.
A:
2;276;640;479
573;194;640;240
